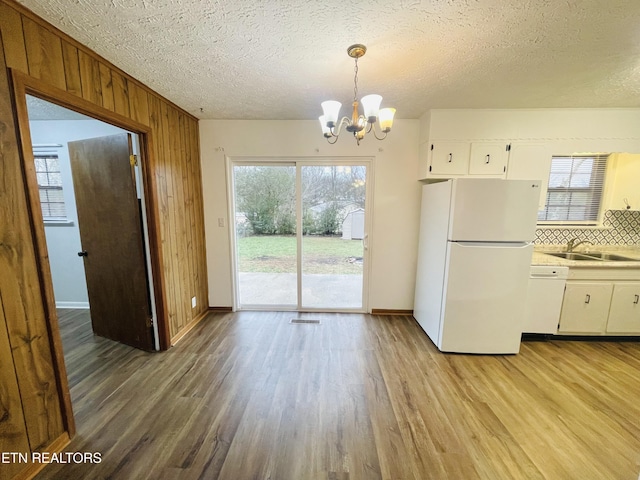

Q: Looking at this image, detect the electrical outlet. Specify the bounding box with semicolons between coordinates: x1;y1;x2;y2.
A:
191;296;197;308
218;217;225;227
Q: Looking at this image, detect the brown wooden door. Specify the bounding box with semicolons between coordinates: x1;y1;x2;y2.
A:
68;133;154;350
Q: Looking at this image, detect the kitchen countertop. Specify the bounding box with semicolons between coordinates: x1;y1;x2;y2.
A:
532;245;640;267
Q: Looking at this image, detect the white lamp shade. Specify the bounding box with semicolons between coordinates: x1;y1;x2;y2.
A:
318;115;331;135
321;101;342;125
361;94;382;120
378;107;396;131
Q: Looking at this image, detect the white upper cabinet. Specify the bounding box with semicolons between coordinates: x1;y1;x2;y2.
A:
469;143;508;176
422;142;512;179
419;109;640;182
428;142;470;175
505;143;551;210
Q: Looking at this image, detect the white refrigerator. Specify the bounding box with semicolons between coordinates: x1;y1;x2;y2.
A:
413;178;541;354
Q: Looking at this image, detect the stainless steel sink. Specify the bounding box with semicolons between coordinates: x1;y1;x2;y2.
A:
544;251;638;262
545;252;597;261
579;252;637;261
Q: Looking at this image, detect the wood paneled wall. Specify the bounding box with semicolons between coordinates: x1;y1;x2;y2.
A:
0;0;209;477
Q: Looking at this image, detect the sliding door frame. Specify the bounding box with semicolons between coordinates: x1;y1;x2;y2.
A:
226;156;374;313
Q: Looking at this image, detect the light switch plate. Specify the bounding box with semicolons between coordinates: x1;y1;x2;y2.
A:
191;296;197;308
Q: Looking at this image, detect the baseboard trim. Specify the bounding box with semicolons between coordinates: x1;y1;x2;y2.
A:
209;306;233;312
371;309;414;316
170;310;210;346
16;432;70;480
55;302;90;309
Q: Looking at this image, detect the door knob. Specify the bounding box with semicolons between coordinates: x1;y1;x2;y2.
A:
77;250;88;257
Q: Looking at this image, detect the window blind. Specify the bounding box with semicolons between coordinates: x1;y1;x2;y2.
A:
538;154;609;223
34;153;68;219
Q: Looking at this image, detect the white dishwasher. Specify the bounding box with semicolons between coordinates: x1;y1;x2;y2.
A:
523;265;569;334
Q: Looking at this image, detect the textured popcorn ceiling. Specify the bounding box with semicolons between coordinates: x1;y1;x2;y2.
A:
26;95;90;120
16;0;640;120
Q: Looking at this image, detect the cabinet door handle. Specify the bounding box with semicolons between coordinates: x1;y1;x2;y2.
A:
634;294;639;304
585;294;590;304
485;154;490;164
448;153;453;162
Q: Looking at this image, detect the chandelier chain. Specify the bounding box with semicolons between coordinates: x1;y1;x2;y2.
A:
353;57;359;102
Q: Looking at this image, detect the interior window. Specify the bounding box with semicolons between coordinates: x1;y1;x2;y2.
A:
538;154;608;223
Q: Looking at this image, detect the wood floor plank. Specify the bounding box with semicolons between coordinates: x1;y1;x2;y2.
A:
35;310;640;480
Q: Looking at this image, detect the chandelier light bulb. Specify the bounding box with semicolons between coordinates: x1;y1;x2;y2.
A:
361;94;382;122
321;101;341;127
378;108;396;132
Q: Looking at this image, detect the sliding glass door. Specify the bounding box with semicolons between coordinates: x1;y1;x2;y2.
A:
232;160;370;312
233;164;297;307
300;165;367;309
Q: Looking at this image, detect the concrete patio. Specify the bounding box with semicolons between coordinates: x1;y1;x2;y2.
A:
238;272;363;309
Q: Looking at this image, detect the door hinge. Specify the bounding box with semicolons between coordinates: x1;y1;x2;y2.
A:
130;154;138;166
146;317;153;328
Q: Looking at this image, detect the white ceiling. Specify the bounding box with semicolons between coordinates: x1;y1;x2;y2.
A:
26;95;90;120
17;0;640;120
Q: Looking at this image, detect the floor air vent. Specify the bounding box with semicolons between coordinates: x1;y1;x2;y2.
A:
290;319;321;324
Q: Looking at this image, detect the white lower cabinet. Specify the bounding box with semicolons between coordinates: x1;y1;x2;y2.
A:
606;283;640;333
558;282;614;333
558;275;640;335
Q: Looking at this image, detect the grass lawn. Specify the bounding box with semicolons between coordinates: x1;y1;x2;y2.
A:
237;235;363;274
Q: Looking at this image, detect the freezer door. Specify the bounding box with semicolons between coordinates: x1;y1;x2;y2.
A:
449;178;540;242
438;241;533;354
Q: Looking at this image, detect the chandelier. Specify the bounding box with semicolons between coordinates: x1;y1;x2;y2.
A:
319;44;396;146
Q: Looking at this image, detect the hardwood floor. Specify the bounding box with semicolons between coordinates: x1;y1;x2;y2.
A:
36;309;640;479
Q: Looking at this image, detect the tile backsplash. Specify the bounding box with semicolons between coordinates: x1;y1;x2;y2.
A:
535;210;640;246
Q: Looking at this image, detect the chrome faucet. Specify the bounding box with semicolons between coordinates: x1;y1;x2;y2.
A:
566;238;593;252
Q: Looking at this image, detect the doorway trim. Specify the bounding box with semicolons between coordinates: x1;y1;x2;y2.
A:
9;69;170;436
226;156;374;313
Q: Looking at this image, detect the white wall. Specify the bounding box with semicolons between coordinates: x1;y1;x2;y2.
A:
29;120;127;308
199;119;420;310
604;153;640;211
423;108;640;143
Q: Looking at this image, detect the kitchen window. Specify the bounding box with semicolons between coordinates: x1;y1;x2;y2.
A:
34;153;68;221
538;154;608;224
